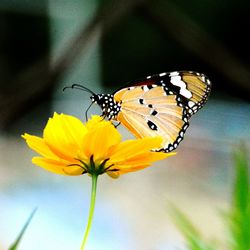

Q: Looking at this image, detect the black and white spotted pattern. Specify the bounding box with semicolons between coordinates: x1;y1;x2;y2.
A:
90;93;121;120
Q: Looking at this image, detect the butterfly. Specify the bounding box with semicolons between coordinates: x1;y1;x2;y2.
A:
64;71;211;152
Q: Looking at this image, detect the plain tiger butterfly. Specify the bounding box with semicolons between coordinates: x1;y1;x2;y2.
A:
64;71;211;152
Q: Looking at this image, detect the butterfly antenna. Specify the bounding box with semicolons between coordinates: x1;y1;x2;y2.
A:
63;84;96;121
63;84;96;95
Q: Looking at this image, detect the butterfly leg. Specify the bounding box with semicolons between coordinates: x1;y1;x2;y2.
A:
85;102;93;122
100;113;107;121
114;122;121;128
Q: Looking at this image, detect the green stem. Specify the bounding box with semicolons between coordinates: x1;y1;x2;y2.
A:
80;174;98;250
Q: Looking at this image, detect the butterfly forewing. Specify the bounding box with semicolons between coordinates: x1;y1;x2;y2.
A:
167;71;211;116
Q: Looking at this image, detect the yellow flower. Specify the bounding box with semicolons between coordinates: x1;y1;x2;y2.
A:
22;113;174;178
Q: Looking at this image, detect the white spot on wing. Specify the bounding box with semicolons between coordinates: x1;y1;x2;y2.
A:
177;137;182;143
128;87;135;90
169;71;179;77
159;72;167;77
170;75;192;98
188;101;195;107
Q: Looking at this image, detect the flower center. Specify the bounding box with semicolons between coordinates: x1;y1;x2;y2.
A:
69;155;117;176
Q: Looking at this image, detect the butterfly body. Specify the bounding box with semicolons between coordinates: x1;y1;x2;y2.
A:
90;71;211;152
90;93;121;120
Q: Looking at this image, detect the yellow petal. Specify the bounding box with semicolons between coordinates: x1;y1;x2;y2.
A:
43;113;87;161
32;157;84;175
120;151;175;166
22;133;57;159
85;115;104;129
82;117;121;162
106;171;120;179
110;152;174;175
108;137;175;175
109;137;163;161
113;164;151;175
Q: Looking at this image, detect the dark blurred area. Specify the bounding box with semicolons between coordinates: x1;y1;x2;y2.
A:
0;1;52;131
0;0;249;131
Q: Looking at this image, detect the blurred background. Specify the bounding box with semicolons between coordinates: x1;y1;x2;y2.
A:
0;0;249;249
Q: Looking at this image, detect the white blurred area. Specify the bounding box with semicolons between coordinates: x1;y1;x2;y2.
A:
0;1;250;250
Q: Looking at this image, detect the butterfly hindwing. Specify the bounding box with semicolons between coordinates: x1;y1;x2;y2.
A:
115;86;189;152
113;71;211;152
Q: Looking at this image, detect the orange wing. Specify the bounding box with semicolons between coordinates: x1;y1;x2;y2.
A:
114;86;189;152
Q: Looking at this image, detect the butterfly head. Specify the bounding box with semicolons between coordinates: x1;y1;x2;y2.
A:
90;93;121;120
